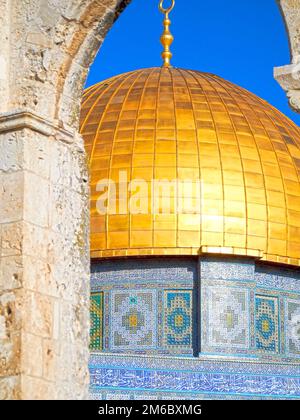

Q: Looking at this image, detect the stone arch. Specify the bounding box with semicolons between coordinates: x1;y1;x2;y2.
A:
55;0;131;129
0;0;131;128
275;0;300;112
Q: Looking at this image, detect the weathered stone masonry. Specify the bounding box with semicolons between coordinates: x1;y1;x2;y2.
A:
0;114;90;399
0;0;131;401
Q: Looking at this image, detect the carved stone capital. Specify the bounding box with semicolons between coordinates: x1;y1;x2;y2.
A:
275;0;300;112
275;63;300;112
0;110;78;145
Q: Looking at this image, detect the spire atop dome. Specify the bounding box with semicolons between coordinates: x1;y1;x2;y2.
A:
159;0;175;67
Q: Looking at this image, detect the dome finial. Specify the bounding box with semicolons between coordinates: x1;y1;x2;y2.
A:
159;0;175;68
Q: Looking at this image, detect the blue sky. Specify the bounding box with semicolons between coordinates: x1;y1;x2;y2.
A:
86;0;300;125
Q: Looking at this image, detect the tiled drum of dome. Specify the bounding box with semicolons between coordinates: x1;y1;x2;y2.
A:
164;291;193;349
90;293;103;351
110;290;157;350
255;295;279;353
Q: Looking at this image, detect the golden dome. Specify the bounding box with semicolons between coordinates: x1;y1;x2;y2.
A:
80;67;300;267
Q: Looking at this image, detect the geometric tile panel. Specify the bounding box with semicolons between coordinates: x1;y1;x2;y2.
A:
207;287;250;350
255;295;279;353
286;299;300;356
110;290;157;350
90;292;103;351
164;291;193;349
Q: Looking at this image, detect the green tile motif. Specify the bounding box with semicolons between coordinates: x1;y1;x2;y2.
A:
90;293;103;351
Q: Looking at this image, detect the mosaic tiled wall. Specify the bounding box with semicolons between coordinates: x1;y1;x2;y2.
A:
206;287;250;350
255;295;279;353
164;291;193;349
90;257;300;399
91;258;197;356
90;293;103;351
90;354;300;400
200;258;300;361
91;257;300;360
110;290;157;350
286;299;300;356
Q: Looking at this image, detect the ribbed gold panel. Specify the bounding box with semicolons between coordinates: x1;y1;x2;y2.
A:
80;67;300;266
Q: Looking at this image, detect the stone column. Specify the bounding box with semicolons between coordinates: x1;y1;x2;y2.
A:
0;111;90;400
275;0;300;112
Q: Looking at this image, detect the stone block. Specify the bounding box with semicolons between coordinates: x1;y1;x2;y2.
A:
1;222;23;258
0;256;23;291
0;377;20;400
24;172;49;228
0;132;23;172
21;332;43;377
22;291;54;339
21;376;55;401
0;172;24;224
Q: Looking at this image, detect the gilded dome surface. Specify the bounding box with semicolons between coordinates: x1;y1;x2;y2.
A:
80;67;300;266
